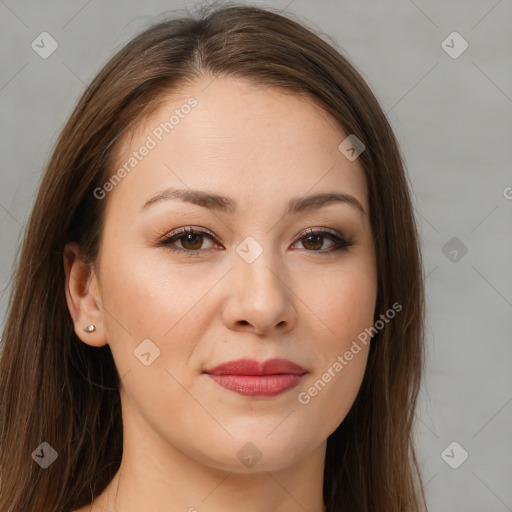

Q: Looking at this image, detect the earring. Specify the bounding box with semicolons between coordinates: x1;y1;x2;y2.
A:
83;324;96;333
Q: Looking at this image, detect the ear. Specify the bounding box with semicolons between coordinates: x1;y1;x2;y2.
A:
63;242;108;347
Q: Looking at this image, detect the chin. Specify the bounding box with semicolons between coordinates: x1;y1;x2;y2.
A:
188;434;313;473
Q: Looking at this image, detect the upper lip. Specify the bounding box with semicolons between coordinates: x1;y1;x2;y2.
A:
203;358;307;376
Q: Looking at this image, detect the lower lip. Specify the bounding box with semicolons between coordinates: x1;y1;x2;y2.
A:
206;374;304;397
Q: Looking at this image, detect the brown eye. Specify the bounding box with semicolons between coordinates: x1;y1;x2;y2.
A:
301;233;328;251
159;227;217;256
180;232;204;250
294;228;354;253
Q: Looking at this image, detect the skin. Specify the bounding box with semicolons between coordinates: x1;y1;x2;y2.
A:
65;75;377;512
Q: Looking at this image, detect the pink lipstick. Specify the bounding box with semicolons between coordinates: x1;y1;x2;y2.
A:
203;358;307;397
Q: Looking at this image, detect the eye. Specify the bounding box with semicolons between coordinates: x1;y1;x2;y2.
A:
158;227;218;256
292;227;354;253
158;226;354;256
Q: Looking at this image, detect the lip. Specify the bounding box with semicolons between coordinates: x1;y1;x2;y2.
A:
203;358;307;397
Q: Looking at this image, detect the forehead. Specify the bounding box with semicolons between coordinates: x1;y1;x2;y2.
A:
120;75;344;151
106;75;369;218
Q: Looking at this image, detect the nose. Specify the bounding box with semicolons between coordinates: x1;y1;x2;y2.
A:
221;250;297;336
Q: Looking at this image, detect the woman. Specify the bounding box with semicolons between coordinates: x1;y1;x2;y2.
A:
0;4;428;511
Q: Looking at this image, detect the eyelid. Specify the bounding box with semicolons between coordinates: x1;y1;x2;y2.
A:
165;225;217;239
297;226;347;241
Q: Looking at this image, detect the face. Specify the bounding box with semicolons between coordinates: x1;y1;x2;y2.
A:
76;75;377;473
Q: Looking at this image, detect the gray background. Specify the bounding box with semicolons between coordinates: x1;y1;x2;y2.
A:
1;0;511;510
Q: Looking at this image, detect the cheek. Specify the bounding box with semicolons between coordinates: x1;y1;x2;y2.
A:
305;258;377;349
296;344;369;445
294;262;375;431
97;249;211;444
99;243;201;337
96;246;194;380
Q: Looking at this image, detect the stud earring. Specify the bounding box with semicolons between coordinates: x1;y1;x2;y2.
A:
83;324;96;333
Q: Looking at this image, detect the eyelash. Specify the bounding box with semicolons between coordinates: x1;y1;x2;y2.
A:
157;226;354;257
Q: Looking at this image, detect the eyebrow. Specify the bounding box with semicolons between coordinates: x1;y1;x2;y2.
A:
141;187;366;216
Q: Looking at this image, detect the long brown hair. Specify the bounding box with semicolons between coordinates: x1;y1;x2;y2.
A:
0;3;427;511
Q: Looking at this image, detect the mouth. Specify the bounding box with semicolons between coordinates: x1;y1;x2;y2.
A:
203;358;307;397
